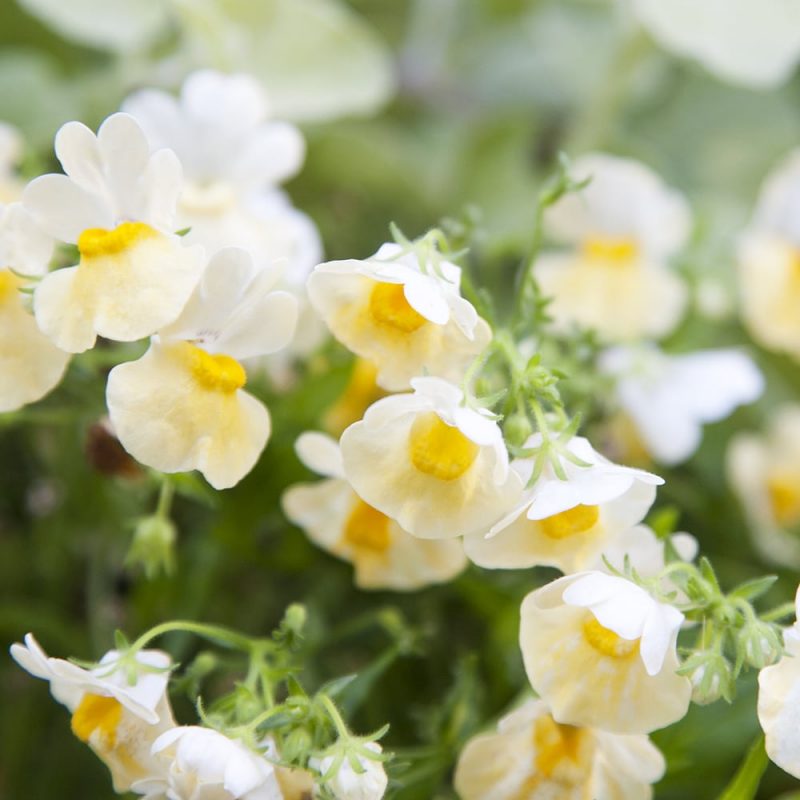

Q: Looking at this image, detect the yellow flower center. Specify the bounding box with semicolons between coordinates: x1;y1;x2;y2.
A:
77;222;157;259
342;499;392;553
582;236;639;265
408;412;479;481
324;359;388;435
767;472;800;528
583;616;639;659
532;715;586;779
187;345;247;394
539;504;599;539
368;281;427;333
0;268;20;301
71;694;123;746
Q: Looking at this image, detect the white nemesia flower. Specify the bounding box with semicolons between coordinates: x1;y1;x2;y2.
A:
132;726;284;800
599;344;764;465
22;112;203;352
631;0;800;89
0;202;70;412
464;434;661;573
738;151;800;360
758;586;800;779
107;247;297;490
340;377;522;539
454;698;665;800
315;742;387;800
283;432;467;590
728;405;800;570
519;572;691;733
535;153;689;342
307;243;491;391
10;633;175;792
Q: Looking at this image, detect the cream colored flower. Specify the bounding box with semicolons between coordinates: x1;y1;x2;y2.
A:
339;377;522;539
107;247;297;489
10;633;175;792
454;698;665;800
0;202;70;412
738;151;800;360
315;741;387;800
324;359;389;436
758;587;800;780
600;344;763;465
133;726;285;799
307;242;491;391
728;405;800;570
464;435;661;572
519;572;691;733
631;0;800;89
22;112;203;352
535;154;689;342
283;432;467;590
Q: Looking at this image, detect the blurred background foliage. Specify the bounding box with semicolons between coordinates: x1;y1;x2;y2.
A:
2;0;800;797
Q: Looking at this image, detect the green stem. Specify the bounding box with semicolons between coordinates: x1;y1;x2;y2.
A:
156;477;174;519
717;735;768;800
130;620;260;654
762;601;796;623
319;694;351;740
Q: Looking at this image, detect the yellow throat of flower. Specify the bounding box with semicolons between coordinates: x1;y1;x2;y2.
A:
324;359;388;435
186;344;247;394
583;616;639;659
582;236;639;265
78;222;157;259
368;281;427;333
767;472;800;528
0;268;21;302
71;694;123;746
532;715;587;779
342;499;392;553
539;504;600;539
409;412;479;481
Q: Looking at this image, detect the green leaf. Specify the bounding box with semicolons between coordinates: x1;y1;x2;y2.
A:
717;735;768;800
731;575;778;602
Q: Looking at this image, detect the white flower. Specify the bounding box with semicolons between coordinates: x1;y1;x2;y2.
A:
738;150;800;360
339;377;522;539
592;525;698;579
133;726;285;800
307;242;491;391
631;0;800;89
315;742;387;800
0;202;70;412
22;112;203;352
728;405;800;570
519;572;691;733
10;633;175;792
758;587;800;780
600;344;764;465
283;432;467;590
535;153;689;342
454;698;665;800
464;435;661;573
107;247;297;489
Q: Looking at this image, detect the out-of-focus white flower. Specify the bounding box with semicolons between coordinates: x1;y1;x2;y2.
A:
0;202;70;412
283;432;467;590
738;151;800;360
592;525;698;578
454;698;665;800
107;247;297;490
758;586;800;780
307;243;491;391
600;344;764;465
339;377;522;539
464;435;661;573
10;633;174;792
133;726;284;800
22;112;203;353
315;741;387;800
519;572;691;733
535;154;689;342
323;359;389;436
728;406;800;570
631;0;800;89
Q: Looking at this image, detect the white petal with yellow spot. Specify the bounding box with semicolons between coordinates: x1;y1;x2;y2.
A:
340;377;522;539
520;573;691;734
535;154;689;342
454;698;664;800
10;634;175;792
107;247;297;490
283;432;467;590
307;243;491;391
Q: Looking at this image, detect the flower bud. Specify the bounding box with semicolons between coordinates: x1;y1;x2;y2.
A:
738;620;783;669
126;515;176;579
282;727;313;762
684;651;732;705
503;412;533;448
